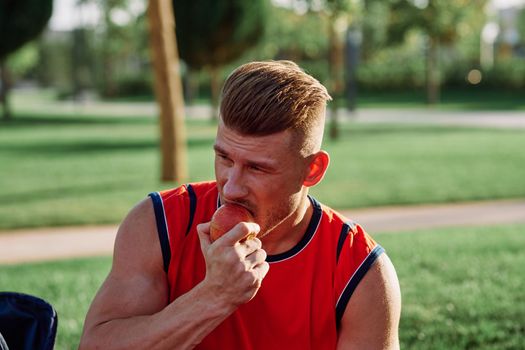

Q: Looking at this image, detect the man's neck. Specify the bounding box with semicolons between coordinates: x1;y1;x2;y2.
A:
260;197;313;256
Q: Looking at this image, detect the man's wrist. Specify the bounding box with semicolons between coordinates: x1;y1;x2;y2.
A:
191;281;238;319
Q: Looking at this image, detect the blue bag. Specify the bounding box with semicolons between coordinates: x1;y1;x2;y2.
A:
0;292;57;350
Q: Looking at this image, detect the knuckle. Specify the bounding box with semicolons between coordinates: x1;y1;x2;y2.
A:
249;238;262;249
245;240;256;252
237;222;251;235
259;262;270;277
258;249;267;261
240;272;255;285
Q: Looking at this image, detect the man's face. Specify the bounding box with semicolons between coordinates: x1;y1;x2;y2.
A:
214;123;309;238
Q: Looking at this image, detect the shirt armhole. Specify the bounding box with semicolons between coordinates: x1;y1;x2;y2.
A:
148;192;171;273
335;245;385;328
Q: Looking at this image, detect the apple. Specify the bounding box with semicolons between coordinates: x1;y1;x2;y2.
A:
210;203;255;242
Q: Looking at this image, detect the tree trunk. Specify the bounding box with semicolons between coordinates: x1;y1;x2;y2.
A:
148;0;188;183
345;26;360;113
426;36;440;105
72;28;86;100
100;3;117;98
328;15;345;140
209;66;221;121
329;100;339;140
183;69;198;105
0;60;12;121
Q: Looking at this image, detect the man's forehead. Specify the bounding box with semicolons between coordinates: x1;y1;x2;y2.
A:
215;123;298;163
216;122;293;148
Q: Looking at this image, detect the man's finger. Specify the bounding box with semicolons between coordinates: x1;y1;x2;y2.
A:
238;237;262;257
197;222;212;252
253;261;270;281
245;248;267;268
217;222;260;246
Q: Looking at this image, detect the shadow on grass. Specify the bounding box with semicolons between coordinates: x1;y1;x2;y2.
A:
8;140;158;154
0;180;141;206
324;124;500;141
5;137;214;155
356;88;525;111
1;114;153;127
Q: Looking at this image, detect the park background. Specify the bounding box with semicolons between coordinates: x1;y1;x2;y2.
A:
1;0;525;348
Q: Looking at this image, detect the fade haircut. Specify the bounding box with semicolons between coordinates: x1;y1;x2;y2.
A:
219;60;332;155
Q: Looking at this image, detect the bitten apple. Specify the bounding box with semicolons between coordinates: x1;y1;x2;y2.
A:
210;203;255;242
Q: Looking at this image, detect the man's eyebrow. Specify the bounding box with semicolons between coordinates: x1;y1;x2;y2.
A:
213;144;278;171
213;144;226;154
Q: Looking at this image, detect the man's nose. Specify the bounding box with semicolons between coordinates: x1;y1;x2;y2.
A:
222;166;248;201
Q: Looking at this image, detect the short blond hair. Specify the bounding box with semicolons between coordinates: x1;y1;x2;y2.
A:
220;60;331;154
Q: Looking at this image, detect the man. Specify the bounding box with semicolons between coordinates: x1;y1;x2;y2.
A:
80;60;401;349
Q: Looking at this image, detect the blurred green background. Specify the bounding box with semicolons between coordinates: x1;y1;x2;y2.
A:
1;0;525;349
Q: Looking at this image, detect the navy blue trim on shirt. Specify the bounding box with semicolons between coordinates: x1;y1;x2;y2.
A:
336;223;350;263
266;196;322;263
336;220;358;263
335;245;385;329
185;184;197;236
148;192;171;273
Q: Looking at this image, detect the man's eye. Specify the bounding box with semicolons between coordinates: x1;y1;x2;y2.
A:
217;154;233;164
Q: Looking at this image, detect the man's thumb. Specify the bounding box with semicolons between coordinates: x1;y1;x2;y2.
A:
197;222;212;252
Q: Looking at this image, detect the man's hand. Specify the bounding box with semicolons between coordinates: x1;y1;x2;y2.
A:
197;222;270;307
80;200;270;350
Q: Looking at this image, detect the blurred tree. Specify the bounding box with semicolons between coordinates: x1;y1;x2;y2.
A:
148;0;187;182
35;32;75;93
99;0;138;97
0;0;53;120
386;0;486;104
240;5;329;79
173;0;269;119
518;8;525;51
324;0;354;139
6;43;39;80
71;27;95;99
361;0;390;60
71;0;152;100
299;0;358;139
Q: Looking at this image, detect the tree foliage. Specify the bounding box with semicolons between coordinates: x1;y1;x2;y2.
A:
386;0;486;43
0;0;53;120
173;0;269;119
384;0;487;103
75;0;150;97
0;0;53;60
173;0;269;70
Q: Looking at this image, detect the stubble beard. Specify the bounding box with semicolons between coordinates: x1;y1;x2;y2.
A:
256;195;303;240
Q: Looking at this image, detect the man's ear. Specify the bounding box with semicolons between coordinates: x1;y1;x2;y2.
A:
303;151;330;187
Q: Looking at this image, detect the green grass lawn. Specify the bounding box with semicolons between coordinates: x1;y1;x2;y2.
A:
380;224;525;349
316;123;525;209
0;224;523;349
356;88;525;110
1;112;525;229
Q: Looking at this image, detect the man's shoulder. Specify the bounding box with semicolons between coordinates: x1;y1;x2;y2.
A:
316;200;353;229
156;181;217;201
150;181;218;227
316;199;378;255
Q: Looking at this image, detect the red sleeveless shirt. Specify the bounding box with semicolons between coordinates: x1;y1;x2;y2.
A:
149;181;383;349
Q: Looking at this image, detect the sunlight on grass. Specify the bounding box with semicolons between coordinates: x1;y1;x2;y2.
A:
1;112;525;229
0;224;523;348
377;224;525;349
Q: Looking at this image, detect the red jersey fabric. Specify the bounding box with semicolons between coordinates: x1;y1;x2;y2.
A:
149;181;384;349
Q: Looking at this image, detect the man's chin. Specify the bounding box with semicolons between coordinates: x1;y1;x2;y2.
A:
256;219;284;240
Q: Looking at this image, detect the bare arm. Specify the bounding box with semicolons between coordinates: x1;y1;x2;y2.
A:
79;198;269;349
337;254;402;350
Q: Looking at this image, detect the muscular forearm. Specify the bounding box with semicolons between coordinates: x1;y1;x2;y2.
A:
79;282;236;350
